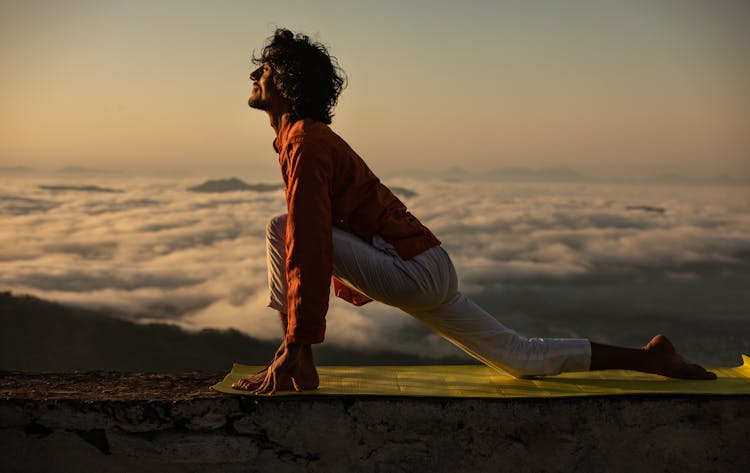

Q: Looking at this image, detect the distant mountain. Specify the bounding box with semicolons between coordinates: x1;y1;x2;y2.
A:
187;178;283;193
55;166;122;175
389;186;418;198
0;166;37;175
0;291;469;372
489;166;585;181
188;178;416;198
396;165;589;182
640;173;750;187
39;185;123;193
445;166;470;176
706;174;749;186
625;205;666;214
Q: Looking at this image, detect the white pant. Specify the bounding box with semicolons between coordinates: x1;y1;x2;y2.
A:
266;214;591;378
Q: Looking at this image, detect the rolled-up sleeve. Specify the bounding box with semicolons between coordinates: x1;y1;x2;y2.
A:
282;138;333;345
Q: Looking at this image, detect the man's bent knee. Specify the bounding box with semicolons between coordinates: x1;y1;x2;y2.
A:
266;214;288;241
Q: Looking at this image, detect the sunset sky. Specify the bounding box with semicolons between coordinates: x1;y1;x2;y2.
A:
1;0;748;177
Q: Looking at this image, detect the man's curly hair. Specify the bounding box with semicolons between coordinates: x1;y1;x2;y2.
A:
253;28;346;124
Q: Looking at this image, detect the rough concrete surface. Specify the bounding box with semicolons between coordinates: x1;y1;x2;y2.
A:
0;372;748;473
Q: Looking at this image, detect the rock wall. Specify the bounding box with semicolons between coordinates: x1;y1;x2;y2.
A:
1;373;748;472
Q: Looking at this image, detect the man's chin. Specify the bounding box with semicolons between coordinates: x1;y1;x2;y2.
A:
248;98;267;110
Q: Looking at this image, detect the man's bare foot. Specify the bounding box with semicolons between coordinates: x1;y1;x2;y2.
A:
643;334;716;380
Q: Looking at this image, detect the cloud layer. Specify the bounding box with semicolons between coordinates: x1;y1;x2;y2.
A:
2;175;748;365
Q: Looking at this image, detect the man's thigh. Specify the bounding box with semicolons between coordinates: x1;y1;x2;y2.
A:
331;229;422;307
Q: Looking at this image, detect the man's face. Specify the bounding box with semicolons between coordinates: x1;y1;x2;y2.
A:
248;62;281;111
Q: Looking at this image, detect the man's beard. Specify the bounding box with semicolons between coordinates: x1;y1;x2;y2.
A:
248;95;269;110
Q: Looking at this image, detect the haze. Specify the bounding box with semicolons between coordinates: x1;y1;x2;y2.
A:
1;0;748;178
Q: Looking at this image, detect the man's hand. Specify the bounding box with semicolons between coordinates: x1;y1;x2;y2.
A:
231;341;319;393
232;341;288;392
253;342;303;395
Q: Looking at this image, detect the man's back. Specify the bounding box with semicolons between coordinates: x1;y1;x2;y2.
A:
276;117;440;261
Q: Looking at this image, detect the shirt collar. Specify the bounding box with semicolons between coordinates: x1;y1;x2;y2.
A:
272;114;295;154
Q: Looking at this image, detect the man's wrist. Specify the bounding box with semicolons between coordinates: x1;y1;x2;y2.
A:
285;342;302;357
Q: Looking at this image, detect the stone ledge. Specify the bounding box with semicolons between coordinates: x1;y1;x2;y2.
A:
1;372;749;473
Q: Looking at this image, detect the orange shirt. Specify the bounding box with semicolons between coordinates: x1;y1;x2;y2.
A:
274;117;441;345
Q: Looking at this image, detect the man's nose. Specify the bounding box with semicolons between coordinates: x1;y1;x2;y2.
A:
249;67;261;81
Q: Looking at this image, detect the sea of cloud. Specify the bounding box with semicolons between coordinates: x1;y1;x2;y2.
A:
2;174;748;365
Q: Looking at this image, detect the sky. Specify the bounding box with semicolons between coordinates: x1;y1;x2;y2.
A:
1;0;749;177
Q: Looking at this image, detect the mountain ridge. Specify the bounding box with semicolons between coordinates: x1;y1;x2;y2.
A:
0;291;470;372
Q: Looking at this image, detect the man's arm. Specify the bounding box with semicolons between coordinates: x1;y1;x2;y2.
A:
250;137;333;394
282;137;334;345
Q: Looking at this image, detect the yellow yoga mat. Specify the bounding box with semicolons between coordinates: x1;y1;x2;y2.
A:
211;354;750;398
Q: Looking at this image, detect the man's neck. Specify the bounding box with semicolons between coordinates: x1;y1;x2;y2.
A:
267;109;291;136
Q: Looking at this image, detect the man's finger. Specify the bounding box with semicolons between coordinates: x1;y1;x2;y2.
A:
233;379;247;390
253;372;270;394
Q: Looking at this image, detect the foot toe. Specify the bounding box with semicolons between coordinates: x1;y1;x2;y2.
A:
688;364;717;380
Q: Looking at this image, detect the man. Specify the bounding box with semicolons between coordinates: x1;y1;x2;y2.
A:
233;29;715;394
